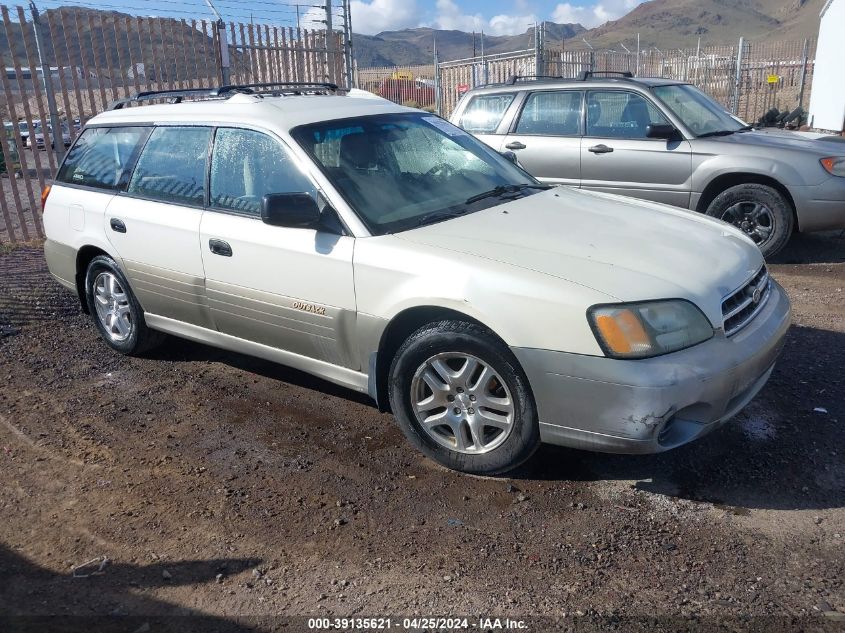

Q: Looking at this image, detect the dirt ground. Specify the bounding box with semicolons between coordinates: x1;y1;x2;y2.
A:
0;231;843;632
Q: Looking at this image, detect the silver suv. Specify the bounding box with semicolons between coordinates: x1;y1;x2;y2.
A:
450;72;845;257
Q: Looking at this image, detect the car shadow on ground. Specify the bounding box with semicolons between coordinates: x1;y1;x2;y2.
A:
770;229;845;264
0;544;262;631
512;325;844;513
145;336;374;407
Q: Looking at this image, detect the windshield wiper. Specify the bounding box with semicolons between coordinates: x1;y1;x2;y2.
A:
410;208;473;228
464;183;550;204
697;125;753;138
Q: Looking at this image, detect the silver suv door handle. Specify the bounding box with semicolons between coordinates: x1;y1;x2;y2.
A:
505;141;526;150
588;144;614;154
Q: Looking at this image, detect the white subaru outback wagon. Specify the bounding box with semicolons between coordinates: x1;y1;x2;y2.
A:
43;82;791;475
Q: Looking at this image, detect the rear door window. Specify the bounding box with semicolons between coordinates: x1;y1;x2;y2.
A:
127;126;212;206
458;94;515;133
515;91;583;136
56;126;149;190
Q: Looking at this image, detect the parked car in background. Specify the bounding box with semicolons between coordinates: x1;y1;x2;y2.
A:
378;76;435;108
34;123;72;150
43;84;790;475
450;72;845;258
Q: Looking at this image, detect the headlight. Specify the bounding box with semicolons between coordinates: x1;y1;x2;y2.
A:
588;300;714;359
820;157;845;177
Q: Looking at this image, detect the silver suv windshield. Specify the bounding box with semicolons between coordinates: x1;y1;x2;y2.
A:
652;84;749;137
291;112;545;235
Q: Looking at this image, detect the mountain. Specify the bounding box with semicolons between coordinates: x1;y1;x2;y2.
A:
1;6;219;77
570;0;825;50
353;22;586;68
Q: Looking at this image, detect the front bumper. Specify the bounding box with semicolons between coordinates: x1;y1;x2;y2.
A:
512;281;791;454
788;177;845;233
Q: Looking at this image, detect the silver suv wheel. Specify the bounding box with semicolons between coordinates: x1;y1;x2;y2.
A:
720;201;774;245
92;271;133;342
410;352;514;454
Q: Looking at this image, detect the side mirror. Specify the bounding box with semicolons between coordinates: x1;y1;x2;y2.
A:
261;193;319;228
500;150;519;164
646;123;679;140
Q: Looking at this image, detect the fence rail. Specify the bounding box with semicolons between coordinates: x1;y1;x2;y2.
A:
359;37;816;125
0;4;347;243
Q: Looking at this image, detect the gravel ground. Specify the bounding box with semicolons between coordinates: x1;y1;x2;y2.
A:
0;232;843;632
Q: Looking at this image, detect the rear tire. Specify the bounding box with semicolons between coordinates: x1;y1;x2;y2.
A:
705;183;793;258
84;255;164;355
388;320;540;475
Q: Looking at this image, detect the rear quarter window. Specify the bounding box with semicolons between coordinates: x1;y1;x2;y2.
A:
458;94;515;134
56;127;149;190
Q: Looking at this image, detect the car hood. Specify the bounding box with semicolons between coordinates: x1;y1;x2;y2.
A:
395;187;764;328
705;129;845;155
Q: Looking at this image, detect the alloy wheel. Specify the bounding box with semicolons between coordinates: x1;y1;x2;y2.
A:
721;201;775;245
93;272;133;342
410;352;515;454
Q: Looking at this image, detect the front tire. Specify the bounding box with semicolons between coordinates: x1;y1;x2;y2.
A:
388;320;540;475
705;183;793;258
84;255;163;355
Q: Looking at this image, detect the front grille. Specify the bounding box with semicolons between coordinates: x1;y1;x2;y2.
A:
722;266;771;336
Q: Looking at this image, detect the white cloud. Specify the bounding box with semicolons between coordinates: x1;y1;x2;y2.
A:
314;0;418;35
552;0;640;28
434;0;538;36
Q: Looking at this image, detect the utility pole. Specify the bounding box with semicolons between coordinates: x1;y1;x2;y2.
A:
325;0;336;84
341;0;353;88
205;0;230;85
29;1;63;163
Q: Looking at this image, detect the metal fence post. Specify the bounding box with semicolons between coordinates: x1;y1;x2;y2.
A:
434;45;442;116
30;1;64;165
732;36;744;114
797;37;809;111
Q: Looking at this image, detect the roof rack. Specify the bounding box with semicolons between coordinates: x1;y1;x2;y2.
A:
108;82;340;110
576;70;634;81
505;74;566;85
215;81;339;96
109;88;219;110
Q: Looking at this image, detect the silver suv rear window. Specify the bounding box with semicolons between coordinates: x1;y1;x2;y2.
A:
458;94;514;134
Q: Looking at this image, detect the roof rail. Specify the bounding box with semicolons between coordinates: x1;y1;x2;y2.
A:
214;81;339;95
504;74;565;85
576;70;634;81
109;88;218;110
107;82;341;110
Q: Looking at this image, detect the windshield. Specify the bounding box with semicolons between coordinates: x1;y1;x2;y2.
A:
652;84;748;137
291;113;542;234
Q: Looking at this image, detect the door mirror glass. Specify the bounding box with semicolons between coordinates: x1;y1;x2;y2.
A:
646;123;678;139
261;193;319;228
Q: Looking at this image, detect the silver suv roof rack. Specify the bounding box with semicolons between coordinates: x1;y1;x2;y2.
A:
108;82;340;110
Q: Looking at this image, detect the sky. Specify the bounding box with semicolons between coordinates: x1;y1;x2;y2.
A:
34;0;645;35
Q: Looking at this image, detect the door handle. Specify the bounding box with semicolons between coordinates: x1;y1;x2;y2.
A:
208;238;232;257
588;144;614;154
109;218;126;233
505;141;526;150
